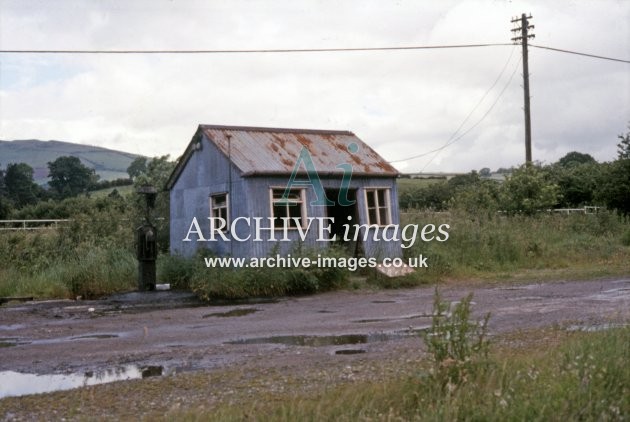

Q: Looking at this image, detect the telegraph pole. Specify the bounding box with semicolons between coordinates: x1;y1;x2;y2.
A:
511;13;535;164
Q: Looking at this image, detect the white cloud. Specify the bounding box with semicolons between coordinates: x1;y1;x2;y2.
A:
0;0;628;173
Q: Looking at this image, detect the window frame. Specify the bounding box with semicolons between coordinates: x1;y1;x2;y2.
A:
210;192;230;232
364;187;392;226
269;187;307;230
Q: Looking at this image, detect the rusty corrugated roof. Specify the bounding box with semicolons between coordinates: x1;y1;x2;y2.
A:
166;124;398;190
201;124;398;177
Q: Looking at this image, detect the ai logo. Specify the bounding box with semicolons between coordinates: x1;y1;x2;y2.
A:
279;142;359;206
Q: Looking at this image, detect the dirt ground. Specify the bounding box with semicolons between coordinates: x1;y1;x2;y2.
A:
1;277;629;379
1;277;629;420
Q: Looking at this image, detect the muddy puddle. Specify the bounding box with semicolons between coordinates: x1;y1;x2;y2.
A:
0;364;169;399
226;328;428;348
202;308;258;318
352;313;431;323
334;349;367;355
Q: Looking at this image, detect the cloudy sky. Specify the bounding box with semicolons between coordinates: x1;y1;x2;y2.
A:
0;0;628;173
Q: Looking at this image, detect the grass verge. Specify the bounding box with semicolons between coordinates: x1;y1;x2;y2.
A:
1;326;626;421
173;325;629;421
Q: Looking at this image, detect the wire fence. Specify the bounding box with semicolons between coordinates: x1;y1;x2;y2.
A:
0;217;166;231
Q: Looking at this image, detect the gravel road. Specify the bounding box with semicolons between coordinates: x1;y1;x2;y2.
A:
1;278;629;378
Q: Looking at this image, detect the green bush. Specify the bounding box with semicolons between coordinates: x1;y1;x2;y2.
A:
0;194;138;299
423;290;491;388
157;253;195;289
189;247;350;300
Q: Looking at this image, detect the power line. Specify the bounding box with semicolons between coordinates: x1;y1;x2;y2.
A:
530;44;630;64
0;43;512;55
388;47;520;167
1;43;628;64
417;54;522;172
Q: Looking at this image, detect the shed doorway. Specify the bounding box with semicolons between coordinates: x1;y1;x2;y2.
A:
325;189;359;255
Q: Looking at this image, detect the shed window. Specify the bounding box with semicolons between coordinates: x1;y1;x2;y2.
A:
210;193;229;230
270;188;305;229
365;188;391;226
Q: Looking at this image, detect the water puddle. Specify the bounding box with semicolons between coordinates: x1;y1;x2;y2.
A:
507;296;544;301
226;329;428;347
0;337;29;348
71;334;119;340
204;297;280;306
202;308;258;318
0;364;166;399
335;349;366;355
0;324;25;330
566;323;627;332
352;314;431;323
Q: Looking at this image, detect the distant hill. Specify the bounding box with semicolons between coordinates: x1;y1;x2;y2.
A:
0;139;143;183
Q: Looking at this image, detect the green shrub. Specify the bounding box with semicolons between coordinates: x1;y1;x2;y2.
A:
189;247;350;300
157;253;195;289
423;289;491;388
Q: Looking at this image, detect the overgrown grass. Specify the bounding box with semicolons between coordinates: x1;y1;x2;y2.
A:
0;198;137;299
174;325;630;421
393;210;630;285
0;232;136;299
176;247;350;300
2;208;629;300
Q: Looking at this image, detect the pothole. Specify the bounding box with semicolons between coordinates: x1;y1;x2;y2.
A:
371;300;396;304
202;308;258;318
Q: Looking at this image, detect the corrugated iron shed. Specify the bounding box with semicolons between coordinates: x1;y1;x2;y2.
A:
167;125;398;189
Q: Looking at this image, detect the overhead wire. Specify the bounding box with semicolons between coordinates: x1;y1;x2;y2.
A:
417;54;522;172
1;41;626;170
529;44;630;64
388;44;517;164
0;43;513;54
1;43;627;64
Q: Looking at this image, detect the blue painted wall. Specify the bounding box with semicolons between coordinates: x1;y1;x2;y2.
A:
170;134;402;259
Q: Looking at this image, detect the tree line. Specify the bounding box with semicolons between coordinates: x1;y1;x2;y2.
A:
400;128;630;216
0;156;157;219
1;129;628;221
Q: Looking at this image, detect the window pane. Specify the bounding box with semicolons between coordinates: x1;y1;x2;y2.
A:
213;194;227;208
368;208;378;225
273;204;288;219
377;190;386;206
273;189;300;203
288;204;302;227
272;189;304;228
379;207;389;225
366;190;376;207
